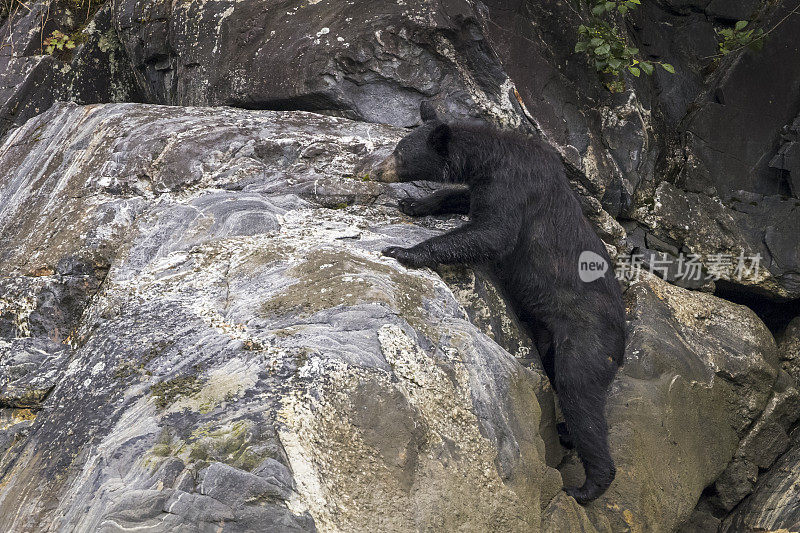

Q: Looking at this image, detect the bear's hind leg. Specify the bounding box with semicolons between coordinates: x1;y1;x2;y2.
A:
554;343;618;504
530;324;575;449
399;188;470;216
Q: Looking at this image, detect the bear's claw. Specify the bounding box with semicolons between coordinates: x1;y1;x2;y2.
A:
398;198;424;216
381;246;431;268
564;482;604;505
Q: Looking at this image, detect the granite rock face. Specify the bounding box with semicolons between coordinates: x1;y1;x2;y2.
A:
0;103;569;532
0;103;791;532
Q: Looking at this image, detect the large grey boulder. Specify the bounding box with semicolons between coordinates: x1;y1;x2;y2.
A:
568;272;779;533
0;102;789;532
0;103;577;532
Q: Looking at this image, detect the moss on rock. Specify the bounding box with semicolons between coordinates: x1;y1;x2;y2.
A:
150;375;203;409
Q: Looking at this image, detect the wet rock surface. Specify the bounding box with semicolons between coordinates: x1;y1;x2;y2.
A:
112;0;517;128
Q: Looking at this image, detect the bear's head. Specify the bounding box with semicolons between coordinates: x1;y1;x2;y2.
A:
373;101;451;183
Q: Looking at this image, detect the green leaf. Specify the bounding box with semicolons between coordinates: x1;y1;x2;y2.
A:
718;28;733;37
575;41;588;52
46;45;55;54
65;41;76;49
605;1;616;11
640;61;654;75
618;5;628;15
628;66;641;77
592;4;606;15
661;63;675;73
595;43;611;55
590;37;604;47
735;20;748;31
608;57;622;69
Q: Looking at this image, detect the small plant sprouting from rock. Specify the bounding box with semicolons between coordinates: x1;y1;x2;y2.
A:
708;4;800;61
575;0;674;92
717;21;765;56
718;20;765;55
43;30;77;55
151;375;203;409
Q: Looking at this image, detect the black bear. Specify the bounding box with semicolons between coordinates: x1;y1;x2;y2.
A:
375;102;625;504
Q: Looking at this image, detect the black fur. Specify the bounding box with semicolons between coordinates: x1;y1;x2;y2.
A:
380;103;625;504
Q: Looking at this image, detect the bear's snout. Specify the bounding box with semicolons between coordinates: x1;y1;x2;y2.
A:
373;153;400;183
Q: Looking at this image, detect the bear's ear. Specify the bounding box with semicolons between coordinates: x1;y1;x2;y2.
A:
428;123;451;157
420;101;439;122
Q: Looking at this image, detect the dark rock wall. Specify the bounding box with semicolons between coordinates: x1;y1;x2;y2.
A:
0;1;142;136
112;0;515;127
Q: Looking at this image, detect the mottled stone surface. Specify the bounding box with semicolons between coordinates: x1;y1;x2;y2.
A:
0;103;574;532
721;427;800;532
780;316;800;384
1;0;800;529
0;103;791;532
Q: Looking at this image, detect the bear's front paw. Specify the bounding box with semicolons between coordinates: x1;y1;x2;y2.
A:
398;198;428;217
382;246;431;268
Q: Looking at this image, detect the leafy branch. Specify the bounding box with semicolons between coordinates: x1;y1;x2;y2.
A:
575;0;674;92
717;20;765;55
707;3;800;60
